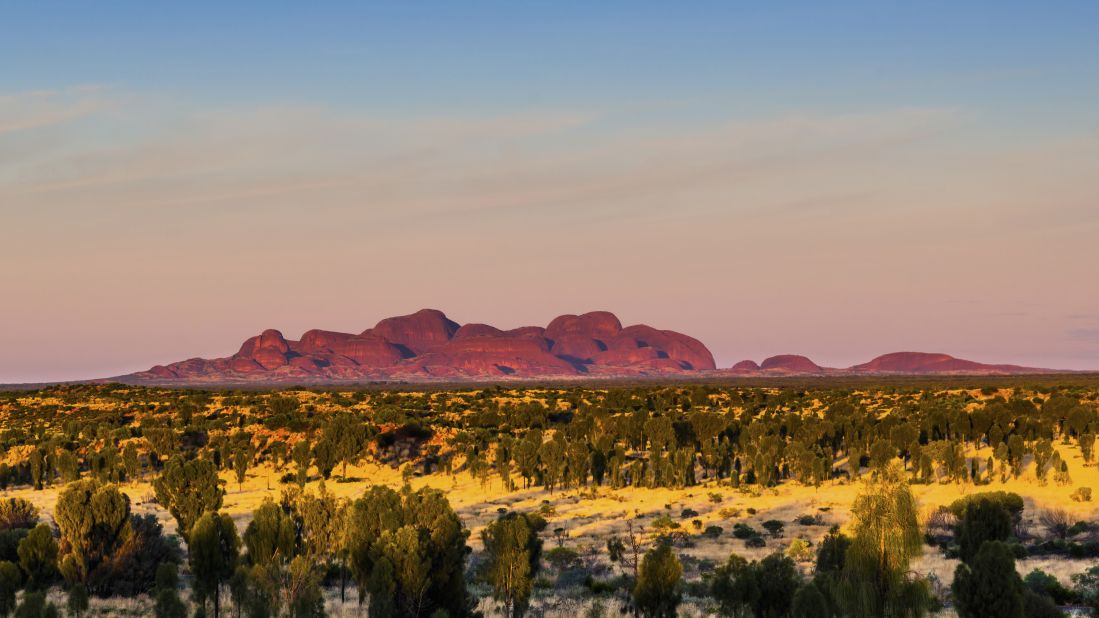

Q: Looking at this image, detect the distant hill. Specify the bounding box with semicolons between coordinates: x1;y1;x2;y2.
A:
725;351;1051;376
124;309;716;383
117;309;1063;384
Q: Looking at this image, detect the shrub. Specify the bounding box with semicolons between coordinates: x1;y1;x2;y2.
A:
680;508;699;519
1071;487;1092;502
762;520;785;538
633;544;682;618
0;499;37;531
651;515;679;531
0;530;29;564
732;523;759;539
786;538;814;563
948;492;1024;522
545;546;580;571
745;535;766;548
703;526;723;539
1023;569;1074;605
1039;508;1072;541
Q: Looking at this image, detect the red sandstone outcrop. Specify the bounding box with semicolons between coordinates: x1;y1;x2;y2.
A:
124;309;716;383
850;352;1038;374
759;354;823;373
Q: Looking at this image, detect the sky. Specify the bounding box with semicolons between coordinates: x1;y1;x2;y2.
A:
2;2;1098;382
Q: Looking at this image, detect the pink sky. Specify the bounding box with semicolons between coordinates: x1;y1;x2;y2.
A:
2;89;1098;382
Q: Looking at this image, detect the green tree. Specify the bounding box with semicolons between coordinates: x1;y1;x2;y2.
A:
153;457;224;541
54;480;130;590
285;555;325;618
242;499;295;568
233;448;250;493
154;563;187;618
66;584;89;618
839;462;929;618
188;512;240;618
952;541;1024;618
955;498;1013;563
12;591;57;618
16;524;58;590
346;485;474;617
0;561;19;618
326;414;370;481
711;552;800;618
480;512;544;618
291;441;311;488
291;486;348;600
122;443;142;483
312;440;338;480
634;543;681;618
791;581;830;618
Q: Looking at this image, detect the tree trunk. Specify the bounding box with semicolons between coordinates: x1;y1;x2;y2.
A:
340;557;347;603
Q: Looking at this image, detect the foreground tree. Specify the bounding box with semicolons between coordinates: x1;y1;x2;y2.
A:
12;591;58;618
955;497;1013;563
346;485;475;617
634;543;682;618
189;511;240;618
242;499;295;568
66;584;89;618
711;552;801;618
154;563;187;618
480;512;545;618
839;462;930;618
153;458;224;541
0;561;18;617
17;524;58;590
951;541;1024;618
55;480;128;590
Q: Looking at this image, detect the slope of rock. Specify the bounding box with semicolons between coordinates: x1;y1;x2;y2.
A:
759;354;824;373
850;352;1039;375
125;309;715;383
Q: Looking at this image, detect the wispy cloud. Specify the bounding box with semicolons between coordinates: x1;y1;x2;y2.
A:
0;93;959;231
0;86;107;135
1069;328;1099;342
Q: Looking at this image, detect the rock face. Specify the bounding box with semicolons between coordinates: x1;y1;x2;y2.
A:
850;352;1038;375
126;309;717;383
122;310;1058;384
759;354;823;373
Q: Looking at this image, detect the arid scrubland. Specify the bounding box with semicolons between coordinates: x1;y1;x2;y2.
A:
1;378;1099;616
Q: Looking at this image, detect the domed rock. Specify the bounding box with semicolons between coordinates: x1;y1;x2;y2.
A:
366;309;459;354
731;360;761;371
329;334;407;366
545;311;623;342
760;355;822;373
611;325;716;370
453;323;506;340
298;329;354;352
123;309;719;383
849;352;1034;374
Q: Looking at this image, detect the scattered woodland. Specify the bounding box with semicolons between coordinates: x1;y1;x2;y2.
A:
1;377;1099;617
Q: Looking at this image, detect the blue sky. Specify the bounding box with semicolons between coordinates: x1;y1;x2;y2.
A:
2;2;1098;380
6;2;1098;117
